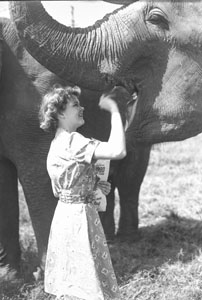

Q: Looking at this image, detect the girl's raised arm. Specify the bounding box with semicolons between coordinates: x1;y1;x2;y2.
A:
93;87;128;160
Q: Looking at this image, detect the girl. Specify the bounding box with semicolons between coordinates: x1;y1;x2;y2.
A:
39;84;127;300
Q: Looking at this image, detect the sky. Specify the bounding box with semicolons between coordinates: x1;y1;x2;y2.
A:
0;1;121;27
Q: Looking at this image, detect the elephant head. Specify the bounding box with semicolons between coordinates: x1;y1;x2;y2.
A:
9;1;202;145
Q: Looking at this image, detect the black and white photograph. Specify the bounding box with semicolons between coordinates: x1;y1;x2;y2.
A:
1;1;202;299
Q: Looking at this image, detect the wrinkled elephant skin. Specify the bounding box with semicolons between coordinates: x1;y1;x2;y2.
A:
10;1;202;144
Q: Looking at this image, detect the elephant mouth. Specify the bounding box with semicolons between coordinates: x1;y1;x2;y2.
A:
104;73;139;129
105;73;138;96
115;78;139;130
113;76;139;97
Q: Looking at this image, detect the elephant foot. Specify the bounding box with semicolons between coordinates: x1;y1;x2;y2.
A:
99;212;116;243
116;230;140;243
0;265;22;284
105;233;116;244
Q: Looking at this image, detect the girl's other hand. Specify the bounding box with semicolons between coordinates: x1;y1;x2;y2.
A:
97;181;111;195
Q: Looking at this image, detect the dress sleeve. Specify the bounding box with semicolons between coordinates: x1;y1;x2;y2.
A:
69;132;100;164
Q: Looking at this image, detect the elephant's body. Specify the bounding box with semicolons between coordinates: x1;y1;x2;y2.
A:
0;17;150;276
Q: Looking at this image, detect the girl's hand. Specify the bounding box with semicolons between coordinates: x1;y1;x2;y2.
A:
97;181;111;195
99;94;119;113
99;86;132;124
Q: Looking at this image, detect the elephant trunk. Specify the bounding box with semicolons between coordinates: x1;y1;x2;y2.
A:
103;0;134;4
10;1;140;91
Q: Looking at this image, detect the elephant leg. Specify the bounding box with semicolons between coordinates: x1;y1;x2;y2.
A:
116;145;151;241
0;158;21;279
19;165;56;273
99;177;116;242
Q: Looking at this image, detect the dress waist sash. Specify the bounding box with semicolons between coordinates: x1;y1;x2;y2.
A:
59;190;93;204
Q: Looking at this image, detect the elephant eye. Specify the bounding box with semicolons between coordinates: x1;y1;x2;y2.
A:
146;8;169;30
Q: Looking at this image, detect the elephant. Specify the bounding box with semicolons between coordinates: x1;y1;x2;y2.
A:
0;2;151;281
1;0;202;281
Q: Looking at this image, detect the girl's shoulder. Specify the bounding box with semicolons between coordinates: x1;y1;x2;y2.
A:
69;132;92;151
52;130;91;152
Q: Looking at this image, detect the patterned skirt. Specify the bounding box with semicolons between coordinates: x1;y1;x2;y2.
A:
45;201;120;300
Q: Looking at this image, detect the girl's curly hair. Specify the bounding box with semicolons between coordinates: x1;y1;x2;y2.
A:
39;84;81;132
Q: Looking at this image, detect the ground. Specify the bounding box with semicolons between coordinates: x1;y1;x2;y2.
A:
1;133;202;300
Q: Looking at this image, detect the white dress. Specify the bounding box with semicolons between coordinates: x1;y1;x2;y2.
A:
44;128;120;300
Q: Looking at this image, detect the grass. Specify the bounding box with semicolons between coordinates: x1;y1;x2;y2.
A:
1;133;202;299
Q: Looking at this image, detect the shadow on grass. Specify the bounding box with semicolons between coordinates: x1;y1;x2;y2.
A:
110;211;202;284
1;211;202;299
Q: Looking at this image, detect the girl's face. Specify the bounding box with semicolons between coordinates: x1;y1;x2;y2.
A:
58;96;85;132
